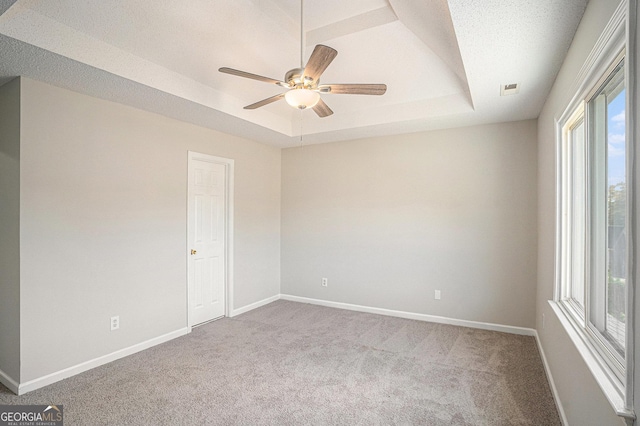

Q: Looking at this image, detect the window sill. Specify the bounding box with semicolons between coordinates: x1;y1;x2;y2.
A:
548;300;634;421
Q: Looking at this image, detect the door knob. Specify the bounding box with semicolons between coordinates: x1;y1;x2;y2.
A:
191;249;197;255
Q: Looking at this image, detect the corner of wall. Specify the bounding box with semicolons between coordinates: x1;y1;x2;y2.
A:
0;76;22;387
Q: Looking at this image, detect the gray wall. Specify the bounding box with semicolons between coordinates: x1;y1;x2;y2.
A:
18;78;281;382
282;120;538;328
0;78;21;383
536;0;625;424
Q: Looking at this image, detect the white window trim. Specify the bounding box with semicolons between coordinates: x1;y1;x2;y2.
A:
549;301;629;415
552;0;635;421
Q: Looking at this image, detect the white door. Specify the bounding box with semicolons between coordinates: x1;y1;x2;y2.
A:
188;155;227;326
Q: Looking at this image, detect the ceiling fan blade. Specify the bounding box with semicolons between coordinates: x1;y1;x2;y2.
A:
312;98;333;118
219;67;288;87
303;45;338;82
244;93;285;110
318;84;387;95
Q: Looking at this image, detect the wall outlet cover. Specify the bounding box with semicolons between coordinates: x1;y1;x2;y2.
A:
110;316;120;331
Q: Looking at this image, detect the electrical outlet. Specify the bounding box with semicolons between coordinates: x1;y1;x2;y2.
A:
321;278;328;287
434;290;441;300
110;316;120;331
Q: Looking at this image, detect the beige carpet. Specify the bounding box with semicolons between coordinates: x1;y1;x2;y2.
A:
0;300;560;425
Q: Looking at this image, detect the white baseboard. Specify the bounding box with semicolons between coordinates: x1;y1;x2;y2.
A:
0;368;19;394
534;330;568;426
16;327;190;395
279;294;536;336
230;294;280;317
11;293;280;395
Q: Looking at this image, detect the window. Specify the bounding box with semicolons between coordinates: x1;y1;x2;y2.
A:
556;50;628;402
588;60;627;361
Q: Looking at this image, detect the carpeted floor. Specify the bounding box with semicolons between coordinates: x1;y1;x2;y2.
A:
0;300;560;425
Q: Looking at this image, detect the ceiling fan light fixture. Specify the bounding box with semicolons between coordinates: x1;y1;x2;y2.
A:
218;0;385;118
285;88;320;109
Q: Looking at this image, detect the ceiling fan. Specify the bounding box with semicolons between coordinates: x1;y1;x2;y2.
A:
218;1;386;118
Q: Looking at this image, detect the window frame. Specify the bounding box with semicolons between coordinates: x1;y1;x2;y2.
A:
556;55;627;384
560;105;586;320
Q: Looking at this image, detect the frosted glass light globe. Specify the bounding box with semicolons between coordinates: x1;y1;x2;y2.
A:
285;89;320;109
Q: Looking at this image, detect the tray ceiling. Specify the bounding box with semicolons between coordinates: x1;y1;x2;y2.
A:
0;0;587;147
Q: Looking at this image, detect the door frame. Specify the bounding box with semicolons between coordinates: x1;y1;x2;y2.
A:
187;151;234;328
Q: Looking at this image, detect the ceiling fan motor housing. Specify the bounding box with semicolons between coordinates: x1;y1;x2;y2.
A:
285;68;317;90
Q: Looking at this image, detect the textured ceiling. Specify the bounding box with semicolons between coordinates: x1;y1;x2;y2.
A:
0;0;587;147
